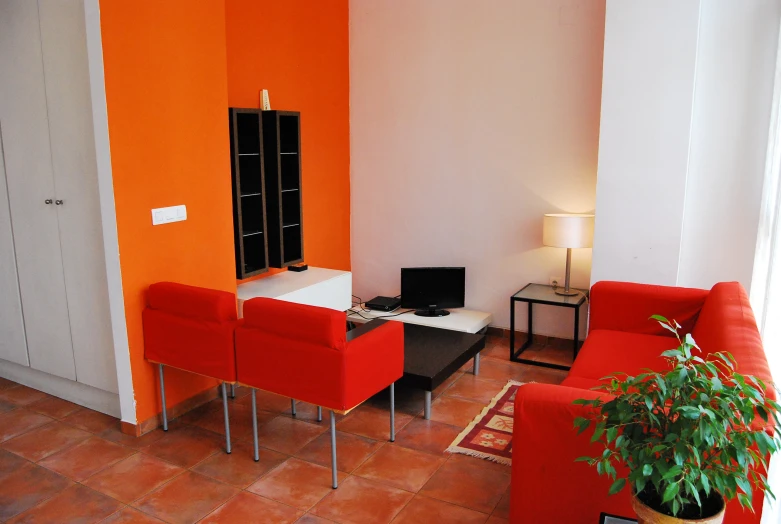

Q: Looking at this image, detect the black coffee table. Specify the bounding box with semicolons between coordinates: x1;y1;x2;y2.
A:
351;320;486;419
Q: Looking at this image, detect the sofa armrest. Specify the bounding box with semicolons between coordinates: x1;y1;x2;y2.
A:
343;321;404;411
511;383;631;523
589;281;708;336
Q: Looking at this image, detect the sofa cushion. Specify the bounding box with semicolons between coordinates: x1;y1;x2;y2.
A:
568;329;679;382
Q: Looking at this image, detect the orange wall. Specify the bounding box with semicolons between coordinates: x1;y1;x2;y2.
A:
225;0;351;276
100;1;236;423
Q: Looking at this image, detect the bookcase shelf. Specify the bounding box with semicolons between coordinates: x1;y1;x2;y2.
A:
230;108;304;274
229;108;269;279
262;110;304;268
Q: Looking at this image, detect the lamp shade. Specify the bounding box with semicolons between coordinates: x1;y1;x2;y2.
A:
542;214;594;248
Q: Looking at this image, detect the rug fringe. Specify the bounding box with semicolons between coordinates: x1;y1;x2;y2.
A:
445;379;525;465
445;446;512;466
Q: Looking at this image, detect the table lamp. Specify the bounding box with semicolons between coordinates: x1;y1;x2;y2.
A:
542;213;594;296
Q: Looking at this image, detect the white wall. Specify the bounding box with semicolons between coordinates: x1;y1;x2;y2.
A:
678;0;781;291
592;0;781;291
591;0;701;286
350;0;606;337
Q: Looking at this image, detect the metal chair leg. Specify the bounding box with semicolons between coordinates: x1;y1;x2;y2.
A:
291;399;297;416
251;389;259;462
221;383;232;454
317;406;322;422
330;410;338;488
390;382;395;442
158;364;168;431
230;383;236;399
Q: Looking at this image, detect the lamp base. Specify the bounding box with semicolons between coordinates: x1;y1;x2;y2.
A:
554;288;579;296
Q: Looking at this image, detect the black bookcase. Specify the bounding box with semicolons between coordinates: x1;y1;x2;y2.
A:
229;108;269;278
262;110;304;267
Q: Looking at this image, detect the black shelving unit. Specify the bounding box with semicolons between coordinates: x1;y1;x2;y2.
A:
262;110;304;268
229;108;269;278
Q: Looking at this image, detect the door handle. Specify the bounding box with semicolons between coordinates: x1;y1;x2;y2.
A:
44;199;53;204
55;200;63;205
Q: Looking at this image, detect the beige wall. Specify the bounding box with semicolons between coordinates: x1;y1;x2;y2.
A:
350;0;606;337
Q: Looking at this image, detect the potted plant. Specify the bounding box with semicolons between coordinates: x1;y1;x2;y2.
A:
574;315;781;523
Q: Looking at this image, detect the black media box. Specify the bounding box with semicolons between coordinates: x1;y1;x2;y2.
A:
365;296;401;312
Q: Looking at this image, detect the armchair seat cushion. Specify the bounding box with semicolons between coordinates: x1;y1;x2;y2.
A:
568;330;680;382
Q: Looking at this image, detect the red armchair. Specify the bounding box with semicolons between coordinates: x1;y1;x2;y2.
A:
142;282;240;454
511;281;773;523
235;298;404;488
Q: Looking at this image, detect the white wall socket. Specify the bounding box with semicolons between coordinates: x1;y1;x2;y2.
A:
550;276;564;287
151;205;187;226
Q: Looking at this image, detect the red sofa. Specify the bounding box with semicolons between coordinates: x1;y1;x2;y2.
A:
510;281;773;524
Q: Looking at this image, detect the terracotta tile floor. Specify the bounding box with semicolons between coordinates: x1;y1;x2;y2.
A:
0;336;568;523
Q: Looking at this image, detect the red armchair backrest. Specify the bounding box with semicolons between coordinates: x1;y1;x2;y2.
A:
242;297;346;351
692;282;773;391
142;282;239;382
147;282;238;322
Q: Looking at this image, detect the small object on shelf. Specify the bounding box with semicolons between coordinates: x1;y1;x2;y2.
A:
260;89;271;110
287;264;308;272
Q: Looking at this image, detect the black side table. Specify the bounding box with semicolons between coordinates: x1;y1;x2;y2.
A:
510;283;588;370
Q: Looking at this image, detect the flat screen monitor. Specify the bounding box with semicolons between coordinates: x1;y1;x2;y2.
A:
400;267;465;317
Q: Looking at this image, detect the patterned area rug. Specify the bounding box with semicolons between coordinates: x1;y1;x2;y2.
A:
445;380;522;465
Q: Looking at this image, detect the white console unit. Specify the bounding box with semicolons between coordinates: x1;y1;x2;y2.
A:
348;305;492;334
237;267;351;316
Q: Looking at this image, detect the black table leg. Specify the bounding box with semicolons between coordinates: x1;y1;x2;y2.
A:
573;304;580;358
511;300;571;370
509;298;515;361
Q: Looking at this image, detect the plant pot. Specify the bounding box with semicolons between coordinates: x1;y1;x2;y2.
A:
631;492;725;524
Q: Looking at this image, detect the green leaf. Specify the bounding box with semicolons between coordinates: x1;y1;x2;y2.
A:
662;465;683;481
662;482;680;503
684;333;700;350
649;314;669;323
738;493;752;509
636;477;647;494
702;474;711;495
736;476;751;495
606;426;618;443
573;416;590;435
591;421;605;443
661;349;681;358
575;456;592;463
608;478;626;495
686;480;701;507
642;464;653;477
757;405;769;423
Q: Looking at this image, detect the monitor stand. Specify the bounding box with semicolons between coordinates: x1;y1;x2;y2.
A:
414;308;451;317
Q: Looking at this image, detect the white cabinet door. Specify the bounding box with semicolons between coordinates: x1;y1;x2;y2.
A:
38;0;118;393
0;126;28;367
0;0;76;380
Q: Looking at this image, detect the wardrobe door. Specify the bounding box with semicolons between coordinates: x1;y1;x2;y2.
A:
0;126;28;367
0;0;76;380
38;0;118;393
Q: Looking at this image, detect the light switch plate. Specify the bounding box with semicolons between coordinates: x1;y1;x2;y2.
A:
151;205;187;225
